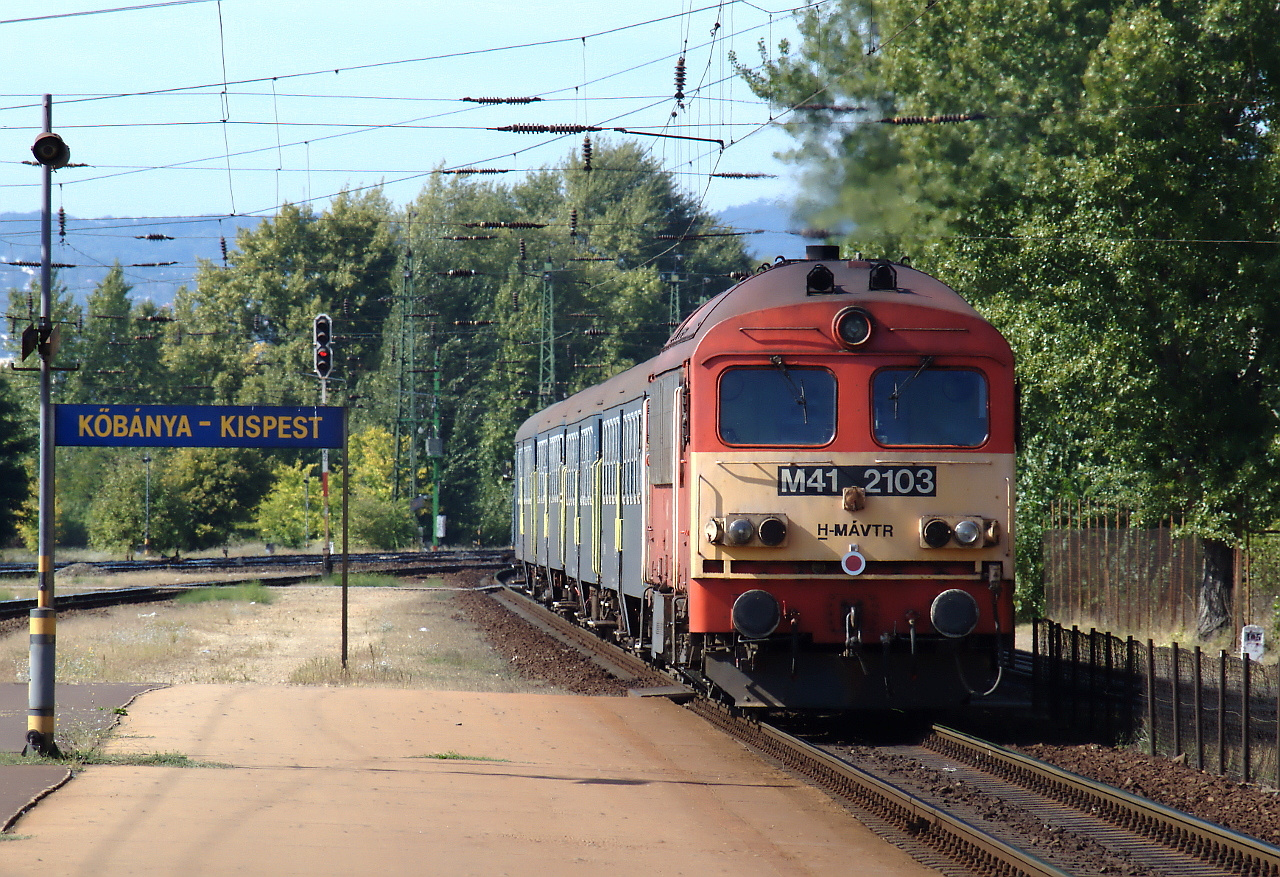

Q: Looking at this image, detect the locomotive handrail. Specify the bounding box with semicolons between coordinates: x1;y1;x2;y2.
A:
871;458;994;465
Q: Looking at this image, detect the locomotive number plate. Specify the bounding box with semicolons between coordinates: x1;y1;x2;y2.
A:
777;465;936;497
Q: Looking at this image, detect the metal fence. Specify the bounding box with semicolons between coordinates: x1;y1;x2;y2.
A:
1041;501;1280;643
1032;621;1280;788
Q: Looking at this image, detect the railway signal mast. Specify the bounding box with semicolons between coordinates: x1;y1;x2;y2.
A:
314;314;334;574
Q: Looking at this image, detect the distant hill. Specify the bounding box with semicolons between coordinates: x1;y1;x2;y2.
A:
0;200;810;311
715;198;806;263
0;212;258;309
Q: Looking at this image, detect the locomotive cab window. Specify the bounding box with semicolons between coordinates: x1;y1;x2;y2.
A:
719;365;836;446
873;366;989;447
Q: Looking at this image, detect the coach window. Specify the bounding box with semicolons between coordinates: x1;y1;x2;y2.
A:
872;367;988;446
719;366;836;445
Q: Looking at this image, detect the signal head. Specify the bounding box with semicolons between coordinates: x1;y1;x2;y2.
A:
313;313;333;347
31;133;70;169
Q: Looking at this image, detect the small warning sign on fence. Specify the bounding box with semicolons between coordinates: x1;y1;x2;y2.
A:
1240;624;1265;661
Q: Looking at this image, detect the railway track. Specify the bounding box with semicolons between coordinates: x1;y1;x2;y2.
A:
489;578;1280;877
0;549;509;622
0;549;509;580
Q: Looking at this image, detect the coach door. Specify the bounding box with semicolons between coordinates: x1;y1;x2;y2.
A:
645;369;685;591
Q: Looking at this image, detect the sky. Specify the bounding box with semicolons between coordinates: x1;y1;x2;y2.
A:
0;1;815;225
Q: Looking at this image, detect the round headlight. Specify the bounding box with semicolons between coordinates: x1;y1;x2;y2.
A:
834;307;872;348
732;589;781;639
930;589;979;638
726;517;755;545
953;519;982;546
758;516;787;546
922;519;952;548
704;519;725;545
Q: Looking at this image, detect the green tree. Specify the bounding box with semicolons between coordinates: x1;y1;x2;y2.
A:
151;448;272;552
0;373;35;546
164;190;396;408
742;0;1280;635
86;458;148;553
66;264;170;404
372;142;751;542
252;460;317;549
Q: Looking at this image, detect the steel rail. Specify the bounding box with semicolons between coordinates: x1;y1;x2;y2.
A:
690;701;1071;877
929;725;1280;877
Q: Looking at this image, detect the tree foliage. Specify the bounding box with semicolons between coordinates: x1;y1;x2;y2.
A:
0;373;34;546
742;0;1280;632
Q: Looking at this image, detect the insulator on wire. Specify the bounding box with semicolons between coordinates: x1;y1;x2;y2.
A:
512;288;520;309
568;209;578;238
443;235;498;241
583;328;606;337
136;233;174;240
518;239;527;261
453;319;494;326
462;221;547;229
491;124;600;134
674;57;686;107
462;96;542;104
220;236;228;265
711;172;777;179
880;112;987;125
438;168;511;175
58;207;65;242
437;269;478;277
582;136;592;173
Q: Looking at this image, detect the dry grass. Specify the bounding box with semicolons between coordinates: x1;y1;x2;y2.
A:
0;586;544;692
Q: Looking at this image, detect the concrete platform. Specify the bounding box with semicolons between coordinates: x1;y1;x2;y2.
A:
1;685;932;876
0;683;157;830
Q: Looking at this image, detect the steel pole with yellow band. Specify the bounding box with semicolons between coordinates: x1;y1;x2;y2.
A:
28;96;63;757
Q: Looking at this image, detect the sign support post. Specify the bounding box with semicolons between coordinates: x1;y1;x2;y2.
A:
28;95;68;757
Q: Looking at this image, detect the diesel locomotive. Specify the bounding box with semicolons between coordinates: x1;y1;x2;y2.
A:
512;245;1015;710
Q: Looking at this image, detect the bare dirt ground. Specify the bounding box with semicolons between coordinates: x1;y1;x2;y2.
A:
0;574;557;693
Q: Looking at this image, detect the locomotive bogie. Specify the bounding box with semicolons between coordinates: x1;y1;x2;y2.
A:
513;247;1017;711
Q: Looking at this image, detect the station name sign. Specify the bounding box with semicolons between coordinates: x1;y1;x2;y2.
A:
55;404;345;449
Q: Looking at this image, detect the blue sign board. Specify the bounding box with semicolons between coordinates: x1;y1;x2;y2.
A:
55;404;345;449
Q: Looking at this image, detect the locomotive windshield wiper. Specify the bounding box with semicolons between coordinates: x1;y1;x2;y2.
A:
770;355;808;423
889;355;935;418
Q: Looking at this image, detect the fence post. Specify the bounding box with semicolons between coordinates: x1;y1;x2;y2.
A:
1031;618;1040;697
1242;653;1251;784
1127;636;1137;742
1071;626;1080;729
1194;645;1204;771
1218;650;1227;776
1171;641;1181;757
1147;639;1157;757
1104;632;1114;743
1048;622;1059;721
1089;628;1098;734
